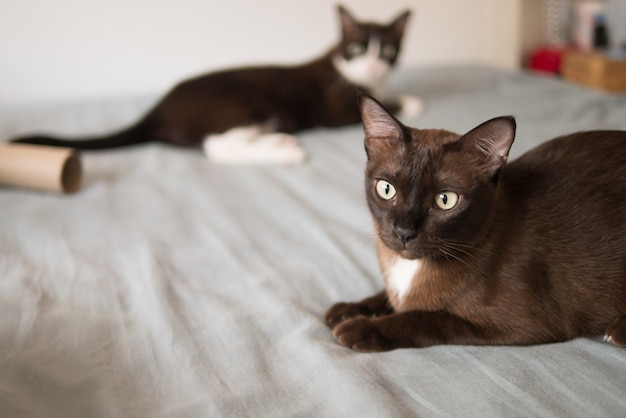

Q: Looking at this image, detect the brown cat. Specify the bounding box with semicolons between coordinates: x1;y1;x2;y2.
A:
10;6;421;165
324;94;626;352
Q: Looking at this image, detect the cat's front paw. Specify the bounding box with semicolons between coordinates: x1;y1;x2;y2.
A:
257;133;307;166
204;132;306;165
325;302;363;329
332;316;391;352
397;95;424;119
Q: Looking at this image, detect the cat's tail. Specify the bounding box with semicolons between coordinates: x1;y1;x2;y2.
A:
10;118;154;150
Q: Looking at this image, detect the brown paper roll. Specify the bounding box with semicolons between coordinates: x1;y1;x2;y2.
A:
0;143;82;194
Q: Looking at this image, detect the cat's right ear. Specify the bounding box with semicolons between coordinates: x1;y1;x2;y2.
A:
460;116;516;178
358;94;405;159
389;10;411;37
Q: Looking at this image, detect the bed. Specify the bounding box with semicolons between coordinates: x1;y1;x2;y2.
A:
1;65;626;417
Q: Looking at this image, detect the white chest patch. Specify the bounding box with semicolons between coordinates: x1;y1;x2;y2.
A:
333;36;390;90
386;257;421;302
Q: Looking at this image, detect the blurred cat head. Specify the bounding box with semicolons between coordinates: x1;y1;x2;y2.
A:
333;6;411;90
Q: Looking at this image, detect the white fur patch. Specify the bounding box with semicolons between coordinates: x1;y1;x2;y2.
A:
203;126;306;166
333;36;391;89
386;256;421;302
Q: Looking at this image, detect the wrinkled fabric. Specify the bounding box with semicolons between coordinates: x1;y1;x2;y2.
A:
1;66;625;417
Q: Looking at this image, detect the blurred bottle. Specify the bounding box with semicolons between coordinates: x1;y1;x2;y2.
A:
593;15;609;49
605;0;626;58
572;0;606;51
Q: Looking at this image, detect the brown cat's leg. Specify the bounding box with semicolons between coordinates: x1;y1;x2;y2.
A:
604;316;626;347
332;310;494;352
324;291;393;330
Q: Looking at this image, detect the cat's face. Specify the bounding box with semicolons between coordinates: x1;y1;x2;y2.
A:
333;6;410;89
359;96;515;261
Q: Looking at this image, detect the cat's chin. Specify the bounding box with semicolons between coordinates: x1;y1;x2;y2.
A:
398;250;424;260
386;243;424;260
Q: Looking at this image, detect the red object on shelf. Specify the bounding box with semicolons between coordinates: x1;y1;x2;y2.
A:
529;46;570;74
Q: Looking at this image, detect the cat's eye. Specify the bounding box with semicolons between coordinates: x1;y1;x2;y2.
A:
381;44;396;59
346;42;365;57
435;192;459;210
376;180;396;200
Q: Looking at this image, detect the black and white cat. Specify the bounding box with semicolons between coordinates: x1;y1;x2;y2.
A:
11;6;422;165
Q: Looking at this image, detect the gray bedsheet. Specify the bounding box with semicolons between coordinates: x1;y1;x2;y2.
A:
1;66;626;417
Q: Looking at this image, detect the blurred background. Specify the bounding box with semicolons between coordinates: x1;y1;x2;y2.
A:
0;0;624;105
0;0;520;104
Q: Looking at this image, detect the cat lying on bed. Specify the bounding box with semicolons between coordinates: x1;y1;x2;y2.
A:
325;94;626;352
11;6;421;165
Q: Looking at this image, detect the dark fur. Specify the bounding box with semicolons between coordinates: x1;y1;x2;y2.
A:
325;95;626;352
10;6;410;150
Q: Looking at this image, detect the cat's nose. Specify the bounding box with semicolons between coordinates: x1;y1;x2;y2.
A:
394;226;417;244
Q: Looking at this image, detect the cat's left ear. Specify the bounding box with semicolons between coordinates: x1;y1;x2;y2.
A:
338;5;361;39
389;10;411;37
358;94;405;159
460;116;516;178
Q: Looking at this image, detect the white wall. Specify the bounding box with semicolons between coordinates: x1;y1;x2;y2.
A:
0;0;521;105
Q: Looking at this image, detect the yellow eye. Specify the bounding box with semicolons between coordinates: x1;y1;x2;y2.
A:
435;192;459;210
376;180;396;200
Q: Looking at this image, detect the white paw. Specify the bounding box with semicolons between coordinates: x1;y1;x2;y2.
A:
256;133;307;165
203;132;306;166
398;95;424;119
256;132;299;148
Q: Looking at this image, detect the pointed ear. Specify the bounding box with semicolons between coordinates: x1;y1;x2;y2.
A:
389;10;411;37
358;94;405;159
460;116;516;177
337;5;360;39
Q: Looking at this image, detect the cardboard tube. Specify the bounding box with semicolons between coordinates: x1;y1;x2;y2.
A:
0;143;82;194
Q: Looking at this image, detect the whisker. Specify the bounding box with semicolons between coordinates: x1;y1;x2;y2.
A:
427;237;480;266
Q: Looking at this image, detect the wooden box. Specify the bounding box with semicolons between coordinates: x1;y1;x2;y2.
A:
561;52;626;93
